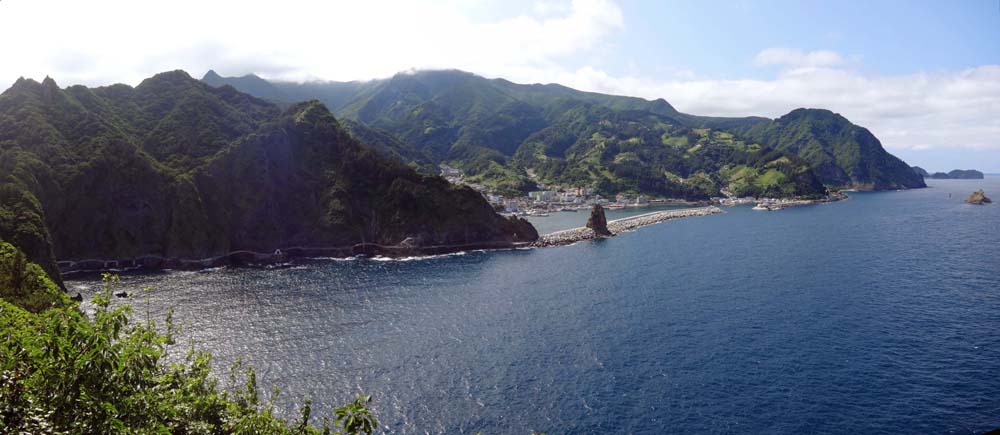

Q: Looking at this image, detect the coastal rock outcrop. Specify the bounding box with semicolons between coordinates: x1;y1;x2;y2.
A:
965;190;992;205
586;205;613;237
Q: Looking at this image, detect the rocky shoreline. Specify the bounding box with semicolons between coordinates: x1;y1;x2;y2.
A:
57;240;533;277
749;193;848;211
59;198;852;277
535;206;724;247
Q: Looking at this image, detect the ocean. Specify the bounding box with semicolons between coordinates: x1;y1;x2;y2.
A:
69;177;1000;434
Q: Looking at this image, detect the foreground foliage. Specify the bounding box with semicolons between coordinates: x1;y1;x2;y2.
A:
0;272;377;435
0;240;67;313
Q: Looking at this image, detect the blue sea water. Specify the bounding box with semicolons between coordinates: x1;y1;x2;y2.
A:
70;177;1000;434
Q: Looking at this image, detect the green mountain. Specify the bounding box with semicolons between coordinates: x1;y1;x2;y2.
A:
912;166;930;177
0;71;537;281
734;109;926;190
509;100;825;199
203;69;923;196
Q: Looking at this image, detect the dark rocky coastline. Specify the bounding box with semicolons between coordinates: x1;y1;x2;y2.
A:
57;239;536;277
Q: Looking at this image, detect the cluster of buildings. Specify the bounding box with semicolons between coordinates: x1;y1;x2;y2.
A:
440;164;694;216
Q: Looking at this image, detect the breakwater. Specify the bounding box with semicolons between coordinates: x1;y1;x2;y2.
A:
535;206;723;247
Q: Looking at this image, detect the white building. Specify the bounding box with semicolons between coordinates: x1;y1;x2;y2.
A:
529;191;556;202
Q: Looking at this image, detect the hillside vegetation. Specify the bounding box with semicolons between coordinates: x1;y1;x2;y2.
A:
204;69;925;196
0;71;536;276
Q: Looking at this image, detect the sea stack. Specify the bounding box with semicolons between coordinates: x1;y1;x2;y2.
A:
964;189;992;205
586;204;613;237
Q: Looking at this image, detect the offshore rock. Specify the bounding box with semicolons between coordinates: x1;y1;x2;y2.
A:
586;205;613;237
965;190;992;205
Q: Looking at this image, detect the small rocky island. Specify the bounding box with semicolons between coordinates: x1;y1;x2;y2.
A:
586;205;613;237
964;190;992;205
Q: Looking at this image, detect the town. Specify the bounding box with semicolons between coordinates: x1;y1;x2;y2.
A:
440;164;842;216
443;164;725;217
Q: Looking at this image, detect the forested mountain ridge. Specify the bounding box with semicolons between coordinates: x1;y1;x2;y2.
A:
203;69;925;196
733;108;925;190
0;71;537;281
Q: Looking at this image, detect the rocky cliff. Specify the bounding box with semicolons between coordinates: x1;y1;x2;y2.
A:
0;71;538;279
586;205;612;237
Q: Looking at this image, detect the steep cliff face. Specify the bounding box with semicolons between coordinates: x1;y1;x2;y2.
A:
0;72;537;277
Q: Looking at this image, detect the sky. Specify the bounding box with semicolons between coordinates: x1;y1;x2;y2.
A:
1;0;998;172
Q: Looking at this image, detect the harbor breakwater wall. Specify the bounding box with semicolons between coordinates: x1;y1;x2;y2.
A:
535;206;724;247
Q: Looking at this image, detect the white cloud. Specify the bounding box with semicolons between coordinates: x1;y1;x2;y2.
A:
0;0;622;85
1;1;997;166
753;48;846;68
532;60;1000;157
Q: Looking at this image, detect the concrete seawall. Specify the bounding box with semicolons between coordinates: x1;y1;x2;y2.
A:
535;206;724;247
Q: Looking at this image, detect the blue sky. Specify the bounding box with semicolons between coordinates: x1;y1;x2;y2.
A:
613;0;1000;78
1;0;998;171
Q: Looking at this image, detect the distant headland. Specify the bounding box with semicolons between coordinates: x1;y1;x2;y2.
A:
911;167;984;179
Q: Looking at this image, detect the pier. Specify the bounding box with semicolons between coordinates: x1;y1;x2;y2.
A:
535;206;724;247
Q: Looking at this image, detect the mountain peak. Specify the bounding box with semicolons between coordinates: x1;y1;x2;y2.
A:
649;98;678;115
782;107;839;119
287;100;337;126
4;75;61;98
9;76;38;91
202;69;222;81
142;70;195;86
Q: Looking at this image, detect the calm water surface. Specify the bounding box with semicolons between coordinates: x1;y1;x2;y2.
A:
70;178;1000;434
